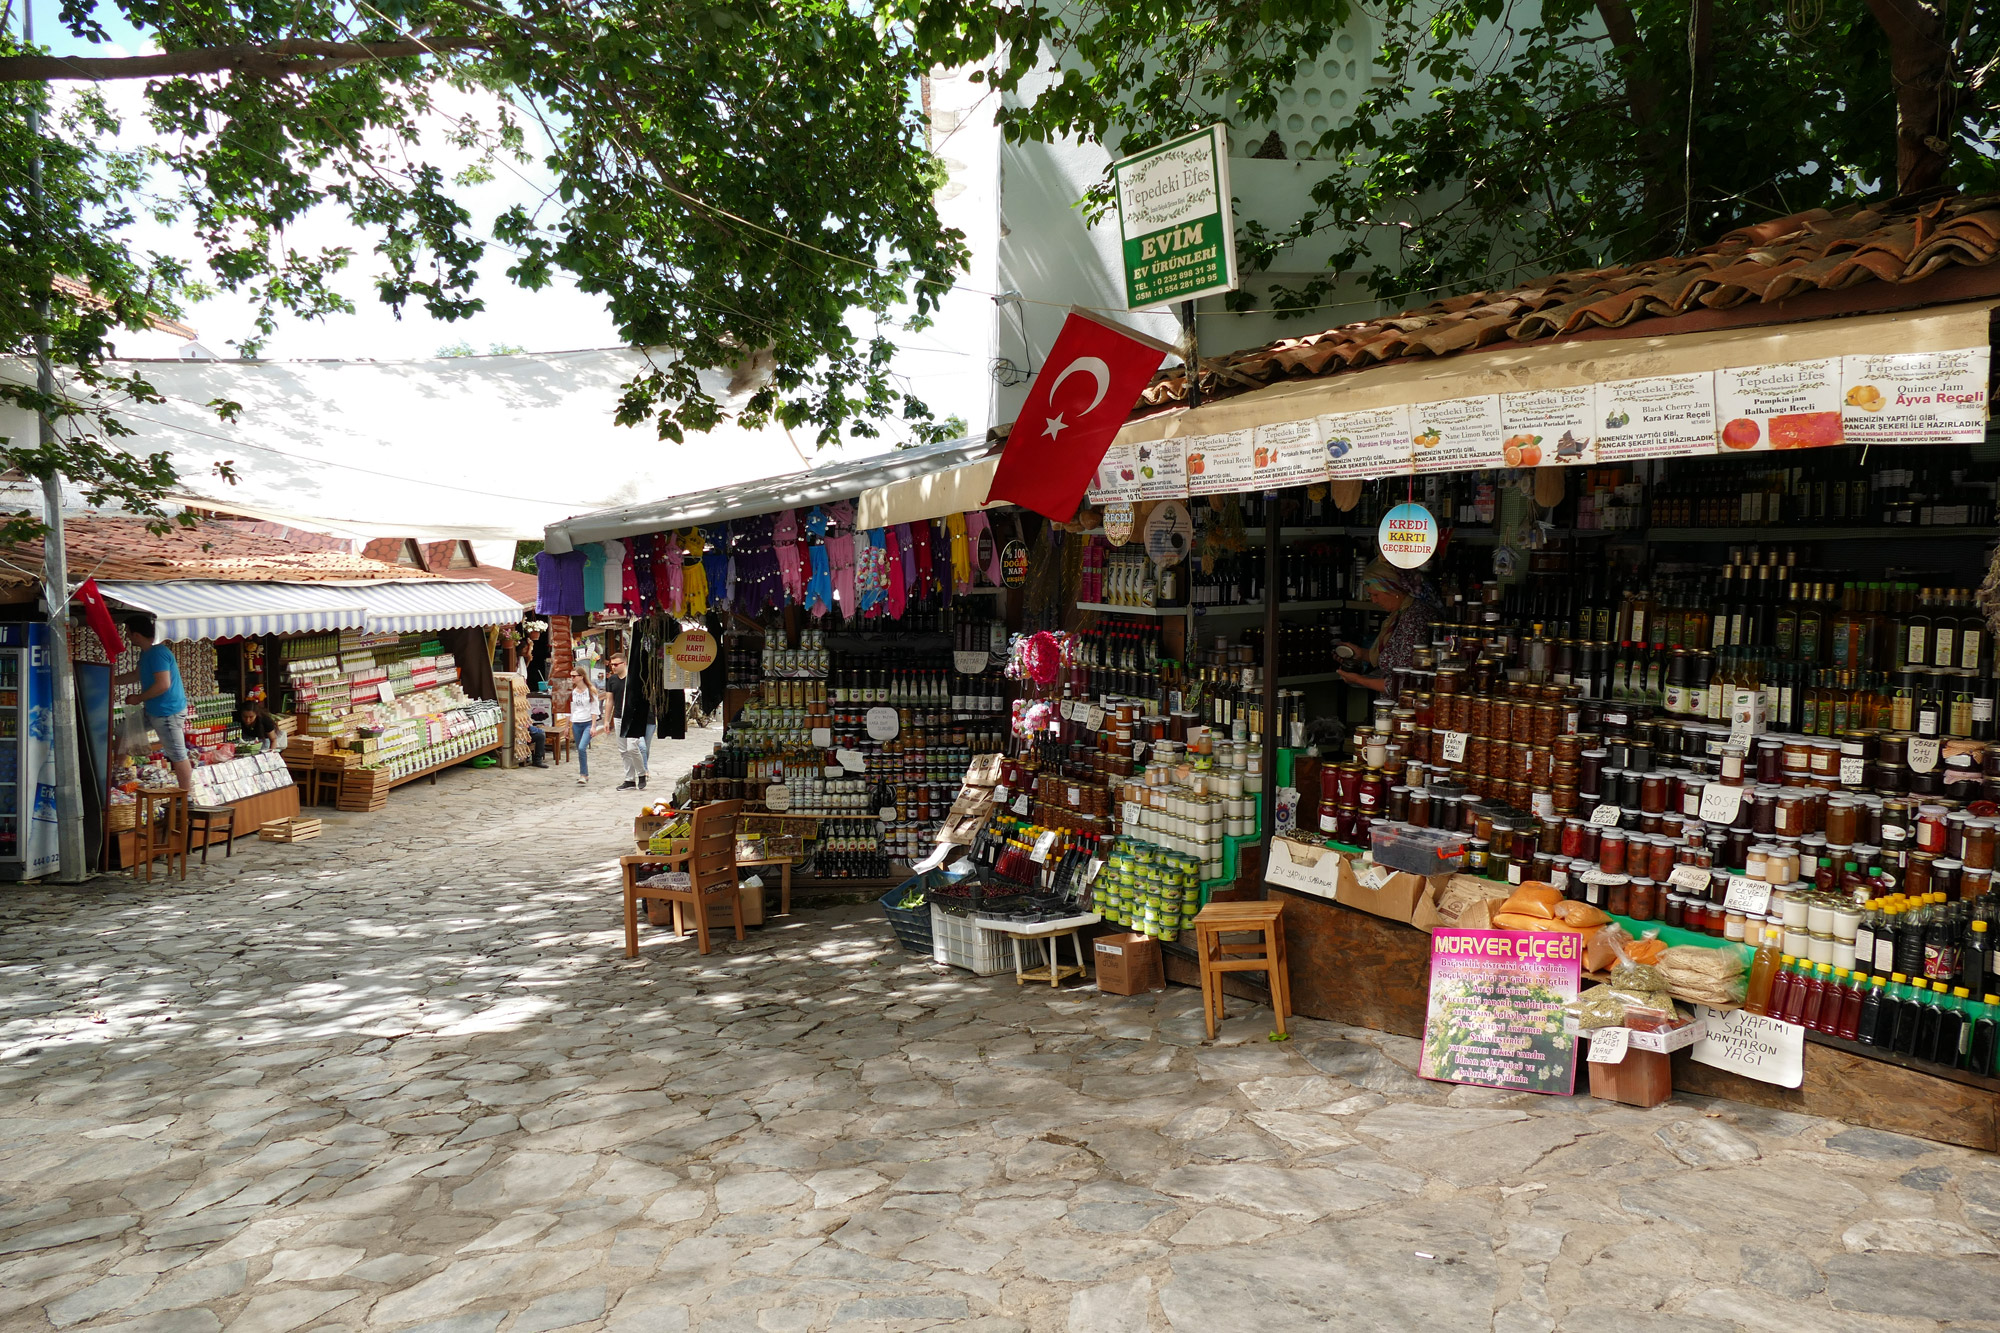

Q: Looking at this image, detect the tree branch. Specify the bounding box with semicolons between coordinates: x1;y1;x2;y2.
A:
0;37;489;83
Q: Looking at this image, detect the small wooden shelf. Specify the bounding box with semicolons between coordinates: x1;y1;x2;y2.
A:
1075;603;1190;618
1197;600;1369;618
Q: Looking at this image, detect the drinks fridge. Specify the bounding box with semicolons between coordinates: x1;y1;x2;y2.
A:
0;622;58;880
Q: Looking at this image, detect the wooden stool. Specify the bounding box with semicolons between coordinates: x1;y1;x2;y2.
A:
186;804;237;864
736;856;794;917
1192;899;1291;1040
133;787;190;883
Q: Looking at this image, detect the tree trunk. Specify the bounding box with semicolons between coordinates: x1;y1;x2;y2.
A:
1595;0;1681;253
1865;0;1957;194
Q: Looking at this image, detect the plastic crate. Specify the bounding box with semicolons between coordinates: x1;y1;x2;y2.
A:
880;885;935;955
929;904;1011;975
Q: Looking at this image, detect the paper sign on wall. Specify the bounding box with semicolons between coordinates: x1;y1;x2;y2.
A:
1410;395;1506;475
1088;442;1144;501
1135;437;1188;500
1692;1005;1805;1088
1715;359;1844;453
1595;373;1719;462
1322;403;1413;481
1251;418;1329;488
1419;928;1583;1096
1840;347;1991;444
1185;430;1258;496
1500;385;1597;467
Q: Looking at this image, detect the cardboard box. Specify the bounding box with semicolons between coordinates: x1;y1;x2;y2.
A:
1093;932;1164;995
1335;859;1447;926
1410;875;1511;934
1586;1047;1672;1107
1265;835;1345;898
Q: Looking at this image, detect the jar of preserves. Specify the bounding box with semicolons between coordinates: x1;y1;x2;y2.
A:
1599;828;1628;875
1721;745;1748;785
1579;749;1609;794
1627;876;1657;921
1755;737;1785;784
1963;817;1996;870
1751;787;1779;835
1681;777;1708;819
1357;770;1386;814
1916;803;1949;854
1825;797;1859;846
1641;772;1668;815
1385;785;1411;822
1603;874;1631;916
1646;835;1677;883
1775;792;1808;838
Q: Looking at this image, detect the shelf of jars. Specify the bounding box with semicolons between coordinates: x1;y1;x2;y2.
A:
1198;599;1372;618
1075;602;1192;618
1648;525;1999;543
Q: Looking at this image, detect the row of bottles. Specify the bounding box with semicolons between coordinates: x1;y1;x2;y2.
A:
812;819;891;880
1853;893;2000;993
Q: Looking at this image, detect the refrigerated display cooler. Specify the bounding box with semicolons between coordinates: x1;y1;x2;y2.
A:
0;622;59;880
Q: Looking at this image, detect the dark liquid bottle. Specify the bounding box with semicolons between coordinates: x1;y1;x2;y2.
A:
1890;978;1924;1055
1857;977;1885;1045
1970;997;1999;1076
1912;982;1945;1061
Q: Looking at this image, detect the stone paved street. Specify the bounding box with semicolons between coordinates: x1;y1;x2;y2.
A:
3;729;1999;1333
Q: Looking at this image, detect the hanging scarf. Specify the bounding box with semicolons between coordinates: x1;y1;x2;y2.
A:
947;512;971;593
858;529;888;617
964;510;1004;586
632;531;659;615
773;509;805;604
806;544;834;618
701;524;731;607
885;525;908;619
682;528;709;617
828;533;857;618
661;534;685;618
733;514;783;616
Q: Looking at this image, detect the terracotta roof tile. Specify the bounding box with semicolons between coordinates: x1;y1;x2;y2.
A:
0;517;454;593
1143;190;2000;409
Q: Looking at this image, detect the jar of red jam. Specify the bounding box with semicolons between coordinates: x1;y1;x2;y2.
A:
1916;803;1949;854
1599;828;1628;875
1646;835;1676;883
1603;875;1631;916
1628;876;1658;921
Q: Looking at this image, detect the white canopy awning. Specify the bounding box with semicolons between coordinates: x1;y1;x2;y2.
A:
101;580;368;642
354;579;526;633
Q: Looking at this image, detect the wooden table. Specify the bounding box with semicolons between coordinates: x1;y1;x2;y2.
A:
735;856;794;917
973;913;1101;987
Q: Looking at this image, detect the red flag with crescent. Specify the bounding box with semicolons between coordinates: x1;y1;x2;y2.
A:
75;577;124;661
984;311;1172;521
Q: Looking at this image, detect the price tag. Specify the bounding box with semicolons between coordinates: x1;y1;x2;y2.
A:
993;784;1010;803
1668;864;1712;893
865;707;900;741
910;843;955;873
1724;875;1773;915
764;784;791;812
1085;857;1105;885
1908;736;1941;774
1604;712;1629;727
1060;700;1078;721
1122;800;1142;824
835;748;865;772
810;726;832;748
1086;705;1106;731
879;804;899;822
1440;731;1469;763
1839;754;1866;785
378;678;396;705
953;650;989;674
1011;794;1030;816
1590;804;1623;827
1532;791;1555;819
1066;785;1082;805
1031;829;1059;863
1699;783;1744;824
823;765;844;779
1587;1027;1631;1064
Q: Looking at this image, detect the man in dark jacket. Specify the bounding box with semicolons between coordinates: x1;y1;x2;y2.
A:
609;651;653;790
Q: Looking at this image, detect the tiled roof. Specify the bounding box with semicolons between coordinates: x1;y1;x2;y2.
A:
1143;190;2000;408
0;517;452;592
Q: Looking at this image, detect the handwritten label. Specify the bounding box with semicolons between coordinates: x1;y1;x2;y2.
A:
1908;736;1941;774
879;804;899;822
1587;1027;1631;1063
1122;800;1142;824
865;706;900;741
764;784;792;812
1440;731;1469;763
1668;864;1712;893
1692;1005;1806;1088
810;726;832;748
1724;875;1773;915
1590;804;1623;827
1840;754;1866;785
954;650;989;675
1012;794;1030;816
1699;783;1744;824
1086;705;1106;731
835;748;865;772
1031;829;1060;864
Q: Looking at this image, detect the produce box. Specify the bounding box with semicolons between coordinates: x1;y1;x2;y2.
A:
1093;932;1164;995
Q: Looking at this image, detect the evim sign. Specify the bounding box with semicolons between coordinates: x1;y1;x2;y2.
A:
1112;125;1237;310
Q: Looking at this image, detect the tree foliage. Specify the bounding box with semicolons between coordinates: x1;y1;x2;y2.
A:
979;0;1999;315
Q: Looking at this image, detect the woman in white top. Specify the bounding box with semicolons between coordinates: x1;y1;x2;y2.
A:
567;668;602;784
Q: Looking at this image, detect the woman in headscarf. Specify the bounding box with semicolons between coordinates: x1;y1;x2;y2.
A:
1338;557;1440;695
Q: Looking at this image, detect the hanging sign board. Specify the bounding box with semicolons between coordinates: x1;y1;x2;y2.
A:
1499;385;1596;468
1377;502;1439;570
1322;403;1413;481
1715;359;1844;452
1135;438;1188;500
1112;124;1237;310
1251;418;1329;488
1594;373;1718;462
1102;501;1136;546
1088;443;1144;502
1839;347;1992;444
667;629;719;671
1410;394;1506;475
1418;929;1584;1096
1000;540;1029;588
1185;430;1257;497
1144;500;1194;568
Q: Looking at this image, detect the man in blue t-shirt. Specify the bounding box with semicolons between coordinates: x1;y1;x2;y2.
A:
121;616;192;792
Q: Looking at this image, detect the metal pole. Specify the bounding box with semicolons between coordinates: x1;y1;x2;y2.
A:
24;0;89;882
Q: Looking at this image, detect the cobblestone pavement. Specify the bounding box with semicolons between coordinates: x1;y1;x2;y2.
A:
2;726;1999;1333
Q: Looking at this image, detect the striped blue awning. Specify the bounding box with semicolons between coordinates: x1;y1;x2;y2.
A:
354;579;527;634
100;581;368;642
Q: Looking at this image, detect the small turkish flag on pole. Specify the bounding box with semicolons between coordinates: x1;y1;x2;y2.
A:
984;310;1173;521
75;578;124;661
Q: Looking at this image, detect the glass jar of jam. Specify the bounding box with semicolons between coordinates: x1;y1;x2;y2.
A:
1751;787;1779;835
1641;772;1668;815
1579;749;1608;794
1681;777;1707;819
1775;792;1808;838
1385;785;1411;822
1599;828;1628;875
1931;858;1963;899
1356;770;1386;814
1627;876;1658;921
1916;803;1949;854
1645;835;1676;883
1602;874;1631;916
1946;811;1971;859
1963;817;1996;870
1755;737;1785;784
1720;745;1748;785
1824;797;1859;847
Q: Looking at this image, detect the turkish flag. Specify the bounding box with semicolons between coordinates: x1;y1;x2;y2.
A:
985;311;1171;521
75;578;124;660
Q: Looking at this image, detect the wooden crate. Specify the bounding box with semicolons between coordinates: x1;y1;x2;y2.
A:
259;816;323;843
336;768;390;812
284;735;332;759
